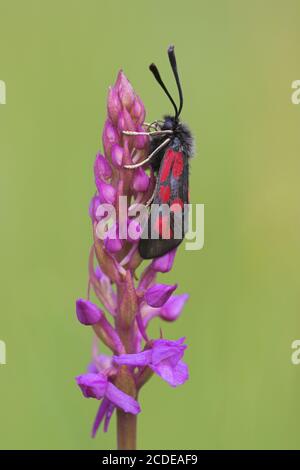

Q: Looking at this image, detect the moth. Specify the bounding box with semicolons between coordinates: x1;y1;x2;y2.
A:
123;46;194;259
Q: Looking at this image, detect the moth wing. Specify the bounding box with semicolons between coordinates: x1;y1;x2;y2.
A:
138;147;189;259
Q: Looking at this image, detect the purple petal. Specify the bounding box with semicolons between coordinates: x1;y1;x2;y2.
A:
140;304;162;328
91;398;110;438
87;362;98;374
107;86;122;125
127;219;142;243
88;354;114;374
89;195;103;223
160;294;189;321
145;283;177;308
151;338;187;366
151;359;189;387
103;402;115;432
104;237;123;253
117;71;135;109
138;266;156;292
104;225;124;253
113;350;152;367
134;126;149;149
76;373;107;399
131;96;146;124
133;167;150;192
141;295;189;326
111;143;124;167
106;382;141;414
102;118;120;157
118;108;135;133
151;249;177;273
94;266;106;282
76;299;103;325
94;153;112;181
96;179;116;204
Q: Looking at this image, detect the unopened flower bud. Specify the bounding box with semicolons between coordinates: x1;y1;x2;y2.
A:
133;167;150;192
76;299;103;325
96;179;116;204
151;249;177;273
111;143;124;168
145;283;177;308
104;224;124;253
102;119;120;158
107;86;122;125
117;71;135;110
131;96;146;124
94;153;112;181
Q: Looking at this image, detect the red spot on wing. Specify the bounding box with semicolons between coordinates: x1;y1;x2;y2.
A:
172;152;184;179
170;198;184;213
154;214;173;239
160;148;176;183
159;185;171;203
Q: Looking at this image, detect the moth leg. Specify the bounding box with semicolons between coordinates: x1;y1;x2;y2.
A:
124;138;171;169
122;130;173;137
143;120;163;131
143;121;157;129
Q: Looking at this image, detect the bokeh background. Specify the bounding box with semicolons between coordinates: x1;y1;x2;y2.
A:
0;0;300;450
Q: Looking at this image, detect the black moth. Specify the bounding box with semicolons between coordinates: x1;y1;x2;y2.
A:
124;46;194;259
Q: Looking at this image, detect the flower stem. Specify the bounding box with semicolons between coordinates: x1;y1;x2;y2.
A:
117;409;137;450
115;365;138;450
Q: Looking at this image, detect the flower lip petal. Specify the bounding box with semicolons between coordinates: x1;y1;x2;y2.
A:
113;337;188;388
151;359;189;387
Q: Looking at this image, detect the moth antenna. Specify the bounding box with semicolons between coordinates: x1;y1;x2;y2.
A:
168;45;183;117
149;63;178;118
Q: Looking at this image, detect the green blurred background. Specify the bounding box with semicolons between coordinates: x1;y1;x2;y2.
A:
0;0;300;450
